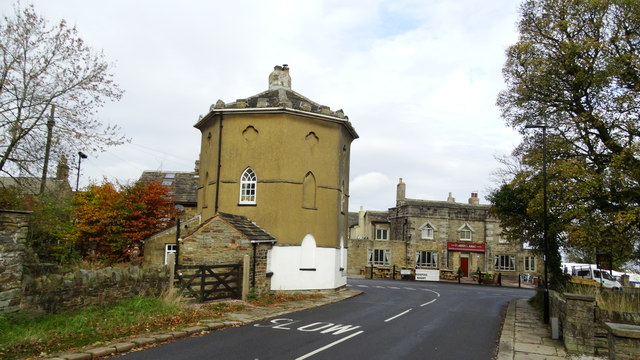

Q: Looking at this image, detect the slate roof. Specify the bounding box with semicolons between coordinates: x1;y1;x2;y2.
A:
367;210;389;223
0;176;71;195
348;212;360;228
138;171;198;205
194;66;358;139
218;212;276;243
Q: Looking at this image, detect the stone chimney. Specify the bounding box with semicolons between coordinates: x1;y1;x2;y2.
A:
356;206;366;239
397;178;406;202
268;64;292;90
447;192;455;203
468;192;480;205
55;156;69;181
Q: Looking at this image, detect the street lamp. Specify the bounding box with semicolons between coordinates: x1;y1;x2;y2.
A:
525;123;549;324
76;151;87;191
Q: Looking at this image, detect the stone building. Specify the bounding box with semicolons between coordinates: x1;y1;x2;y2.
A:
187;65;358;291
140;169;200;266
348;179;540;280
138;170;199;218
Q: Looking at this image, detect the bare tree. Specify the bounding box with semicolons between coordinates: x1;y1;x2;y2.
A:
0;3;126;185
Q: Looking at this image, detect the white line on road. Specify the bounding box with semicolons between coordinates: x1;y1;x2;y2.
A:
384;308;412;322
294;330;364;360
420;299;436;307
375;286;385;289
422;288;441;297
404;287;416;290
388;286;400;289
356;285;369;288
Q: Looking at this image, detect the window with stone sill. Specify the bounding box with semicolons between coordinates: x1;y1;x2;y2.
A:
375;228;388;240
368;249;390;266
494;254;516;271
460;225;472;241
239;167;257;204
421;225;434;240
164;243;177;265
524;255;536;272
416;251;438;268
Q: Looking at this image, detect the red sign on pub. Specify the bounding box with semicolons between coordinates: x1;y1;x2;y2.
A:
447;242;486;253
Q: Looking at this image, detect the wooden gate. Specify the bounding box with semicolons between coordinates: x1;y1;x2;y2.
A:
175;263;242;302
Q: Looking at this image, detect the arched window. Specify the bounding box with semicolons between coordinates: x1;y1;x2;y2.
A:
239;168;257;204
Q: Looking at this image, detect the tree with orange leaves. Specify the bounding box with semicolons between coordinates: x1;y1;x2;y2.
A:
68;180;175;262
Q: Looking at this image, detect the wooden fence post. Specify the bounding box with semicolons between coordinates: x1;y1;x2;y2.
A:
242;255;250;300
168;253;175;290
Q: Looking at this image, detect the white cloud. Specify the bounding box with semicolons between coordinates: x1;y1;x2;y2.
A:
3;0;524;212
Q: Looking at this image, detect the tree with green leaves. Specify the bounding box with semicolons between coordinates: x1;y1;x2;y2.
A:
0;3;126;186
492;0;640;271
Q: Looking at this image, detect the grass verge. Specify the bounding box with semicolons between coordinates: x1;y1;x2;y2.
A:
0;296;243;359
0;291;322;360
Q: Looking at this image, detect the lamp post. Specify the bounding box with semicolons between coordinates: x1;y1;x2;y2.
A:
76;151;87;191
525;123;549;324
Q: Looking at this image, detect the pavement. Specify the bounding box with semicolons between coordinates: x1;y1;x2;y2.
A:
496;298;604;360
44;280;602;360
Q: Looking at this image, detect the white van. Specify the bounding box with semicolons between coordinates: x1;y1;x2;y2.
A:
570;265;622;289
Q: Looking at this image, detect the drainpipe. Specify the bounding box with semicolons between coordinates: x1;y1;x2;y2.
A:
214;113;223;214
404;217;409;267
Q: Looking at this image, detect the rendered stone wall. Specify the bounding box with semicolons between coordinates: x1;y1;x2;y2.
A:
22;265;170;313
0;210;30;313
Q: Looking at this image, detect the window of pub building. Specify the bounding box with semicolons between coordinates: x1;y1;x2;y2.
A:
460;225;472;241
416;251;438;268
494;254;515;271
421;224;434;240
368;249;390;266
375;227;388;240
524;255;536;272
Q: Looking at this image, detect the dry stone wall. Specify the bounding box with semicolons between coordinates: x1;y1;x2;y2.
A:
0;210;30;313
22;265;170;313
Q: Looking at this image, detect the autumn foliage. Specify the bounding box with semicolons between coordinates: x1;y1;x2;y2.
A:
67;180;176;262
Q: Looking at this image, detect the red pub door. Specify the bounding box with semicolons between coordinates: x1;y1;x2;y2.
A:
460;256;469;277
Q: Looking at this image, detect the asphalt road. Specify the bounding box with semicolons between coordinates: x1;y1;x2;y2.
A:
115;279;534;360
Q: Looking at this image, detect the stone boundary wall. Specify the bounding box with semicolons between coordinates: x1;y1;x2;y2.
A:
22;265;170;313
0;209;30;313
604;322;640;360
550;290;640;359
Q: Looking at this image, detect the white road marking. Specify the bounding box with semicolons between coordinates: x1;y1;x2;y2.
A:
404;287;416;290
294;330;364;360
422;288;441;297
375;286;385;288
357;285;369;288
420;299;436;307
384;308;412;322
388;286;400;289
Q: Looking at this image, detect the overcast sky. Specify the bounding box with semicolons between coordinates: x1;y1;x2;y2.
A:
2;0;524;211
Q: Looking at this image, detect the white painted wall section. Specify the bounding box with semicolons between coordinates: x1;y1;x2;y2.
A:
269;245;347;291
